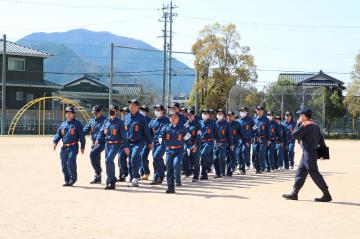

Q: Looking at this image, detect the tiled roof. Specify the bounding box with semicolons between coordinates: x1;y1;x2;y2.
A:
278;73;316;84
278;70;344;88
0;40;51;58
113;83;143;96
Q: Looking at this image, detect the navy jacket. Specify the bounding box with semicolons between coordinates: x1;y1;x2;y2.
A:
97;117;128;146
124;111;152;145
53;119;85;149
83;115;107;143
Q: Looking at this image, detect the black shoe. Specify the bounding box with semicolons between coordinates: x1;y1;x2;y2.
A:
282;193;298;200
150;180;162;185
255;170;262;174
176;182;182;187
214;175;222;178
104;183;115;190
166;188;175;194
117;177;126;182
200;175;208;180
315;194;332;202
240;170;246;175
226;172;233;177
62;182;70;187
192;178;199;182
90;177;101;184
266;169;271;173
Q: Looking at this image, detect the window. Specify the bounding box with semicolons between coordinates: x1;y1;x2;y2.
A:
8;57;25;71
16;92;23;101
26;94;33;102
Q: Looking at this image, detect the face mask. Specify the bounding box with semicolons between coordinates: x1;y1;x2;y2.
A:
267;116;273;121
154;111;162;118
202;114;209;120
240;112;247;118
217;115;224;121
109;111;116;116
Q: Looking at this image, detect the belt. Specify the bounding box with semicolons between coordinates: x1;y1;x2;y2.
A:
129;139;141;144
201;138;213;142
107;140;122;144
166;145;183;150
63;142;78;147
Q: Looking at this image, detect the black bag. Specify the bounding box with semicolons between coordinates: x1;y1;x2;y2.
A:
317;146;330;160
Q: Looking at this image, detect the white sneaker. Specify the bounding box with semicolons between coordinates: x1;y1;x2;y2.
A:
129;178;139;187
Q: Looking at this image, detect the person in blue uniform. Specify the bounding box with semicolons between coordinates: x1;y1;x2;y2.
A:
96;105;129;190
167;102;187;127
117;107;130;182
83;105;107;184
214;109;233;178
227;111;242;176
266;111;279;172
199;109;220;180
238;107;255;172
282;108;332;202
251;109;258;169
139;105;152;180
275;116;287;170
149;104;169;185
159;111;187;193
124;99;153;187
53;106;85;187
253;105;271;173
283;111;297;170
183;108;202;182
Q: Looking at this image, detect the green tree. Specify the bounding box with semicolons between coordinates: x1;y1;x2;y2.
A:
188;23;257;109
344;52;360;132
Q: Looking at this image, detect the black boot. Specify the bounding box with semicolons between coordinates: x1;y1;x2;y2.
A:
90;176;101;184
315;189;332;202
104;183;115;190
282;187;299;200
166;188;175;194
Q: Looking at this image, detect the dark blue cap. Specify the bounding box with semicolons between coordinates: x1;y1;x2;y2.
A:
91;105;102;113
187;108;196;115
128;99;140;106
140;105;149;112
296;107;312;117
65;106;75;113
256;105;265;110
120;107;129;113
227;111;235;116
168;102;180;109
201;109;211;114
109;104;119;111
168;110;178;117
153;104;165;111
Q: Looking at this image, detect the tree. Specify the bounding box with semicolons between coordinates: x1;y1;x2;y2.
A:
188;23;257;110
344;52;360;132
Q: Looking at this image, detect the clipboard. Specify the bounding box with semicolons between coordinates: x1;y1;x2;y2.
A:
317;146;330;160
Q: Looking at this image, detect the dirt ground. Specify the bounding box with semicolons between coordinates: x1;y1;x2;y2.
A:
0;136;359;239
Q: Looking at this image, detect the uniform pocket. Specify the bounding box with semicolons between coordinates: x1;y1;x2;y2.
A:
166;133;170;141
134;124;139;132
177;133;182;141
207;128;211;134
112;128;117;136
221;129;225;135
70;128;75;136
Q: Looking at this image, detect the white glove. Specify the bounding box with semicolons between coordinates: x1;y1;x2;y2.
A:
159;138;163;144
187;148;191;156
184;133;191;141
252;125;258;130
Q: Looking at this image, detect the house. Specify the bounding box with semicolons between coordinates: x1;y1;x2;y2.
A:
57;74;154;108
0;40;61;109
277;70;345;96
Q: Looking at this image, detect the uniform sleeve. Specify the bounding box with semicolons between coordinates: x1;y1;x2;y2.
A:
120;120;129;147
77;122;85;149
83;121;91;135
214;122;220;142
142;116;153;145
319;129;326;147
227;124;233;146
53;124;63;144
239;122;246;142
195;122;202;146
158;125;167;144
292;122;305;140
266;119;271;141
96;123;106;144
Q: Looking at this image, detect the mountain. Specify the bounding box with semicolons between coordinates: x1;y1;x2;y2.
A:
17;29;195;96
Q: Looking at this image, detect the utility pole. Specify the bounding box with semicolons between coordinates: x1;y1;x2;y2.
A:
167;0;177;107
195;63;199;113
109;43;114;106
160;4;168;106
1;34;6;135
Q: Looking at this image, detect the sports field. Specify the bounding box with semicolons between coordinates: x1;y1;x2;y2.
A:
0;136;359;239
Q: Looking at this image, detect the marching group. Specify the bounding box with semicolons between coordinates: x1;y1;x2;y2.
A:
53;99;299;194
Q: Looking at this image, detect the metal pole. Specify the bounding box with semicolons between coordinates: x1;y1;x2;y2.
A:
195;64;199;113
161;4;168;106
42;98;45;135
167;0;173;107
322;90;326;132
1;34;6;135
239;78;242;107
109;43;114;106
281;88;284;119
38;101;41;135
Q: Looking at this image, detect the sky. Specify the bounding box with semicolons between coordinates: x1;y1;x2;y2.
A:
1;0;360;91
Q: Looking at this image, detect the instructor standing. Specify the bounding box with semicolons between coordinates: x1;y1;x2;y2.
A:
282;108;332;202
